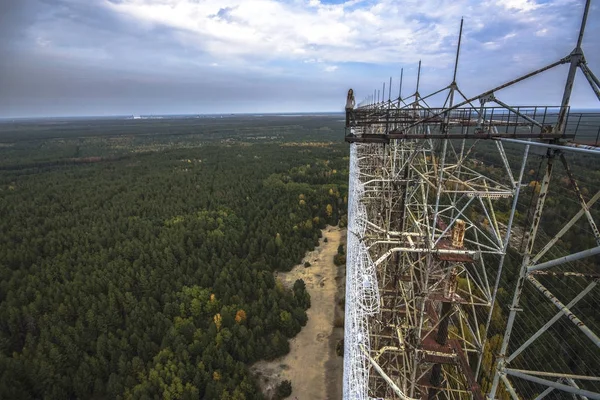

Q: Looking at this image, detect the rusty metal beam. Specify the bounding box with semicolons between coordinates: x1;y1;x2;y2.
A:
527;275;600;349
506;280;598;363
559;153;600;246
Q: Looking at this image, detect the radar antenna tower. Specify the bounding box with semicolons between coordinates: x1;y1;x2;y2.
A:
343;1;600;399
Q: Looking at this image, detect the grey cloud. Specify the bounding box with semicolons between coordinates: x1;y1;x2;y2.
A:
0;0;44;52
1;0;599;118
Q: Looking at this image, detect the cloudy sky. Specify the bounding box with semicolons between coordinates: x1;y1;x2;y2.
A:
1;0;599;117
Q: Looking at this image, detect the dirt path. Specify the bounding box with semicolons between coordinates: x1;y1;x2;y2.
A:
252;226;346;399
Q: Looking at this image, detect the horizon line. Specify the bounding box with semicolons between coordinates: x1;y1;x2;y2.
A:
0;111;349;121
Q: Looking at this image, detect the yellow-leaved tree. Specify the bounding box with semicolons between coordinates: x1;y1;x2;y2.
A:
214;314;222;331
235;310;247;324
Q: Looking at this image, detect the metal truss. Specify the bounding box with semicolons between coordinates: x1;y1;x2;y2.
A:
488;137;600;399
345;103;525;400
343;2;600;399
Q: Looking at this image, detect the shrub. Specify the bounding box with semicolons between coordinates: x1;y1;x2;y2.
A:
276;380;292;399
333;253;346;265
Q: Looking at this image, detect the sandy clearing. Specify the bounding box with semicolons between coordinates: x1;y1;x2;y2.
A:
252;226;346;399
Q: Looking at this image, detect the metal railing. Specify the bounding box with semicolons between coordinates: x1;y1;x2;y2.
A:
347;106;600;145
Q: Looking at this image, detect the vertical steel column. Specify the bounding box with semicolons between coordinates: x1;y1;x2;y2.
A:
431;139;448;243
398;68;404;108
476;141;530;380
488;149;557;398
556;0;590;133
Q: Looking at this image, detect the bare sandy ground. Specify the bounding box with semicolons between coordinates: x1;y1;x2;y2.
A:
252;226;346;400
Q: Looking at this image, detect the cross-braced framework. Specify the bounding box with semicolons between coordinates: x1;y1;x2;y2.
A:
343;2;600;399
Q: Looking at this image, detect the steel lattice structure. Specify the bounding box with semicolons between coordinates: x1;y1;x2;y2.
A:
343;2;600;399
